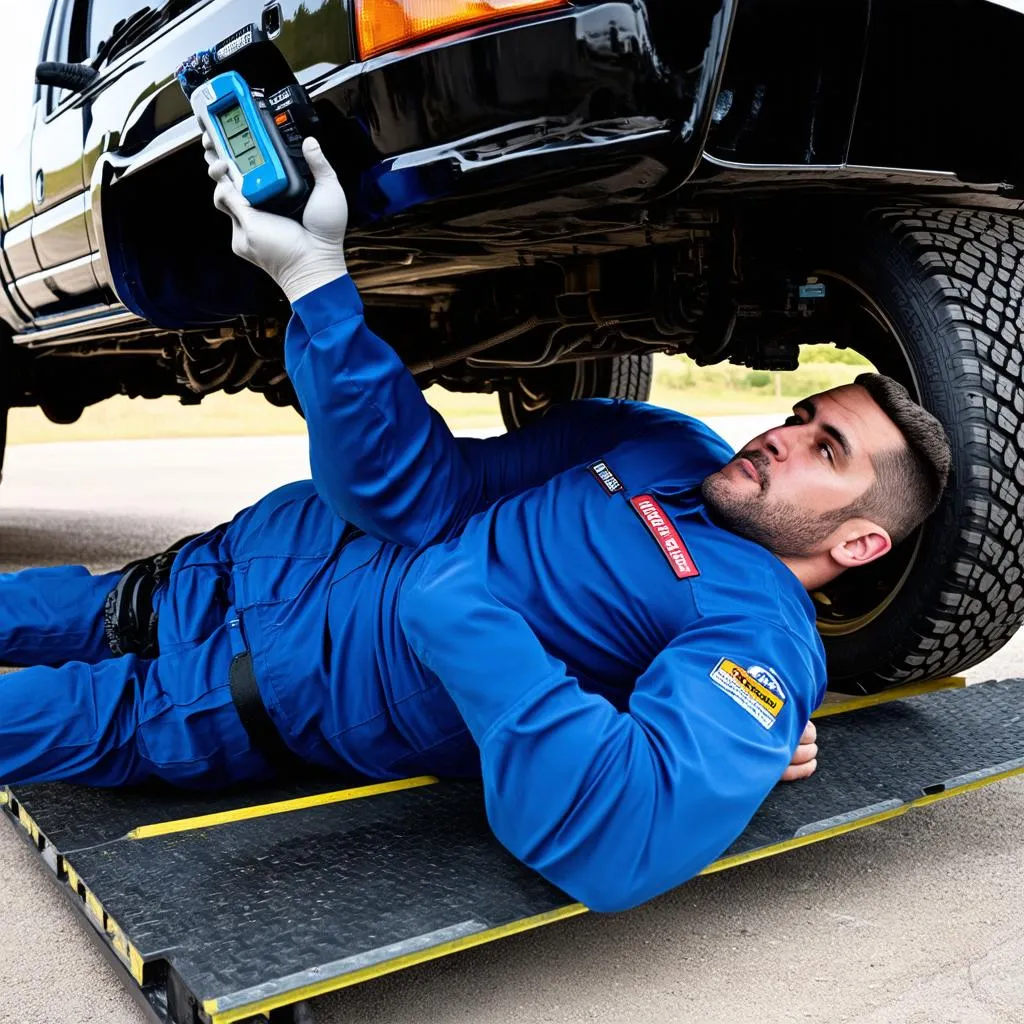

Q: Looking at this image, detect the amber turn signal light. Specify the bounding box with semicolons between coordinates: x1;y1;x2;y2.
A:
355;0;569;60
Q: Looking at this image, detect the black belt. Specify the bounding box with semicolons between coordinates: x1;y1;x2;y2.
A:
228;650;304;775
226;522;366;774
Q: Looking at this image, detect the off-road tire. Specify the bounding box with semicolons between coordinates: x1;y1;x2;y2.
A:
499;355;653;431
0;332;9;483
819;207;1024;692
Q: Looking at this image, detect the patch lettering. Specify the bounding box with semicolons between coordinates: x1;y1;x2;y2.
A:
628;494;700;579
589;460;623;495
710;658;787;729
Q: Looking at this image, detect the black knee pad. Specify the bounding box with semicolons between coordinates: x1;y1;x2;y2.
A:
102;535;199;658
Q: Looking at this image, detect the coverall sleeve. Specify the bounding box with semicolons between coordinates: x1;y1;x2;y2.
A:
286;276;702;546
399;555;822;913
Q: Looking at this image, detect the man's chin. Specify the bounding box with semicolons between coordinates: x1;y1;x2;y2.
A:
700;472;733;513
701;476;828;558
703;465;755;498
701;474;767;543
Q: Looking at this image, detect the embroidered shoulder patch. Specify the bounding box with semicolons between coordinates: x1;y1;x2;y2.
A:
589;460;623;495
710;658;787;729
628;494;700;579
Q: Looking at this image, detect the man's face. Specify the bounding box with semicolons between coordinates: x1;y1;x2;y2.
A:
701;384;906;558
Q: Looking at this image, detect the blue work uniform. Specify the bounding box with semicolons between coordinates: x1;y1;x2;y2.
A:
0;276;826;912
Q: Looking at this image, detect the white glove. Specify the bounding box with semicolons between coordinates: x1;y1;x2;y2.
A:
203;133;349;304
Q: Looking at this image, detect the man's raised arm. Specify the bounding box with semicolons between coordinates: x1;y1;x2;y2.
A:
204;137;687;547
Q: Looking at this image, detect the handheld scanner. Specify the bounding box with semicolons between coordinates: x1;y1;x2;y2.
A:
191;70;313;216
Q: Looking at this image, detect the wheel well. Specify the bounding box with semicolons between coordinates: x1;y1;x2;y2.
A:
101;143;285;329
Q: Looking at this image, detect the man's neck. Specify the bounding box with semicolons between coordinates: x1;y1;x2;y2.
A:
778;554;837;593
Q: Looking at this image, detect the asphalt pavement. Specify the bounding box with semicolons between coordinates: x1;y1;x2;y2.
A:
1;423;1023;1024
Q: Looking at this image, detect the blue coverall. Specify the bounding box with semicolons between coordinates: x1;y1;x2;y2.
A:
0;275;826;912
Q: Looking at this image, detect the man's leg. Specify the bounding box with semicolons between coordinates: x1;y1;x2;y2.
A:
0;620;274;789
0;532;202;668
0;565;121;667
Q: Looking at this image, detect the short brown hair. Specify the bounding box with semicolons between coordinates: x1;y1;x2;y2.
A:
853;373;951;543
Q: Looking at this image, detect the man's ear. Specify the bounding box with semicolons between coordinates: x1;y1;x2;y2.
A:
830;521;892;570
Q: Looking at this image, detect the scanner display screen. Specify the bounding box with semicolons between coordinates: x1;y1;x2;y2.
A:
217;103;265;172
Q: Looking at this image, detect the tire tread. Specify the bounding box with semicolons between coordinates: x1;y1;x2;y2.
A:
830;207;1024;689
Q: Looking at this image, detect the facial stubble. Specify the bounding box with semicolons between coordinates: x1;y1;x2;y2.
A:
701;450;854;559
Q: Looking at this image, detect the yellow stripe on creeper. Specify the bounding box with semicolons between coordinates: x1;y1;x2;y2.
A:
813;676;965;719
128;775;439;840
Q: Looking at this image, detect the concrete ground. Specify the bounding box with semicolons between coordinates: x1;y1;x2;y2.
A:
2;423;1023;1024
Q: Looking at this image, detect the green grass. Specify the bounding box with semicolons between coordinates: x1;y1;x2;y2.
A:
648;350;870;417
5;348;870;445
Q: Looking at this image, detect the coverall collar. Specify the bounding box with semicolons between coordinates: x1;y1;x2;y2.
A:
651;481;817;614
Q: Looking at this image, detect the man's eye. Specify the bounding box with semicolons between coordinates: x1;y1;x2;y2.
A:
820;442;835;464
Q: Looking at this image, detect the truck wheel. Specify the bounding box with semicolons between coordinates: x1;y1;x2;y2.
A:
499;355;653;431
0;333;9;483
0;403;7;483
808;208;1024;693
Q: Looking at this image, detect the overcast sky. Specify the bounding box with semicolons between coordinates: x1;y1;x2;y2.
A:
0;0;51;161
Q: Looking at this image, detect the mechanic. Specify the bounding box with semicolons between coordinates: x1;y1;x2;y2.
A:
0;139;950;913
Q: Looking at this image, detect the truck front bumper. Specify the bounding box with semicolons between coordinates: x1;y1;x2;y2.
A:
312;1;735;223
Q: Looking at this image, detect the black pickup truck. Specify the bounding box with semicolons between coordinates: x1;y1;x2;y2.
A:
1;0;1023;695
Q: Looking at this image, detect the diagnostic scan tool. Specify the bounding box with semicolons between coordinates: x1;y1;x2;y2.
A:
177;25;320;218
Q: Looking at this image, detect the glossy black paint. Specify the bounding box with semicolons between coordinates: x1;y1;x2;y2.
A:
320;3;704;221
2;0;1023;339
346;6;681;157
703;0;870;167
850;0;1024;185
698;0;1024;196
94;0;735;327
0;0;352;332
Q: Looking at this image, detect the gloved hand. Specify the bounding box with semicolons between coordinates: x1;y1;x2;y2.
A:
203;133;349;304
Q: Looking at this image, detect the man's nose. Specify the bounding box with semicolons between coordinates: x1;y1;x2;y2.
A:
761;428;789;462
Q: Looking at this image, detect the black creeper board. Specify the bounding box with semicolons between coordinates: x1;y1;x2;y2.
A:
5;676;1024;1024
